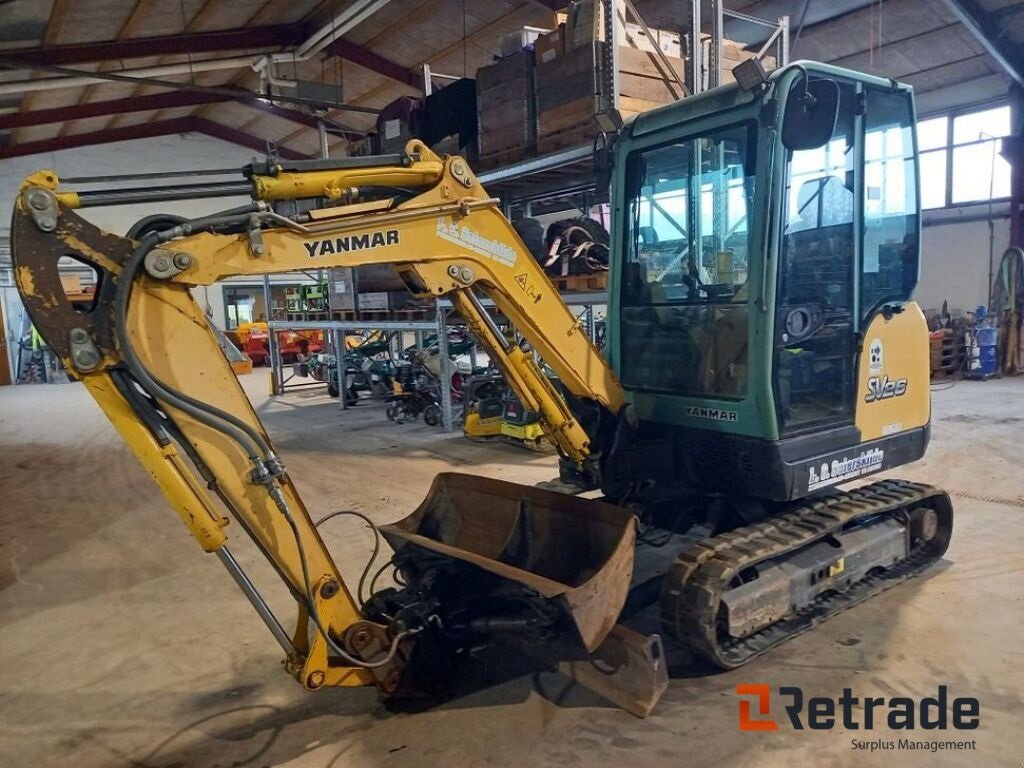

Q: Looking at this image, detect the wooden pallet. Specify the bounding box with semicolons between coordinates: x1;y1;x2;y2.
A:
929;330;965;380
548;272;608;292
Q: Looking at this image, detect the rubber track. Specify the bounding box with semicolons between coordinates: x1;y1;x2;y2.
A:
660;478;954;668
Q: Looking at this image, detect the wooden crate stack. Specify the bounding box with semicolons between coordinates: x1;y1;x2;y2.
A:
532;0;686;155
471;0;778;168
476;51;537;169
534;42;684;154
930;329;966;380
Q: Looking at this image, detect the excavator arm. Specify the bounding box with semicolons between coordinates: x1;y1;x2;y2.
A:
10;141;634;696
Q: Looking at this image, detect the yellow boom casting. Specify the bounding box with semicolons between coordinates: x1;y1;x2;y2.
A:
12;140;630;696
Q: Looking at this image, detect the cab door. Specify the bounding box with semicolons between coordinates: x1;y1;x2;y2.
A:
773;78;859;437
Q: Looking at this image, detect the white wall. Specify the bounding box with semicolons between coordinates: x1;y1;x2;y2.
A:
0;132;259;240
0;131;315;350
917;205;1009;314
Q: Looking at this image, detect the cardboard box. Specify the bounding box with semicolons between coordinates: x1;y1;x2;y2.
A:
59;274;82;295
534;26;565;64
568;0;603;49
619;23;681;58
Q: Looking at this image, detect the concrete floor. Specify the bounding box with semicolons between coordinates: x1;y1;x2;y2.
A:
1;374;1022;768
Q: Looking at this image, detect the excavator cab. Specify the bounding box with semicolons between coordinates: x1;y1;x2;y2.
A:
607;62;931;502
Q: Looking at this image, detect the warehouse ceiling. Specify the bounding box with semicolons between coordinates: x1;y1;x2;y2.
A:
0;0;1021;160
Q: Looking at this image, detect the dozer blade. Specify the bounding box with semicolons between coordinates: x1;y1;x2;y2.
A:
379;473;636;651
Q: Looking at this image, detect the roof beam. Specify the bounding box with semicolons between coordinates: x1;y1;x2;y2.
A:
0;91;230;130
0;89;366;140
322;39;418;86
0;25;296;67
189;117;308;159
240;98;365;140
2;23;419;88
0;116;308;160
946;0;1024;86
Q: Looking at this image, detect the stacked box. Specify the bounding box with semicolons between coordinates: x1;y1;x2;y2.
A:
476;50;537;168
533;26;565;65
535;43;684;154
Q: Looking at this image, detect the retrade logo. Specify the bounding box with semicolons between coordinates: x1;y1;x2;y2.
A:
736;684;980;732
737;684;777;731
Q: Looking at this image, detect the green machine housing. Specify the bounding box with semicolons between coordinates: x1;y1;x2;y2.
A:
598;62;929;503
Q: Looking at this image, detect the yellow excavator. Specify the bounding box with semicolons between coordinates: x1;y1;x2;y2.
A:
11;62;952;715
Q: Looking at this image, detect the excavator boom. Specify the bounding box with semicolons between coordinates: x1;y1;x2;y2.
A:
10;141;638;700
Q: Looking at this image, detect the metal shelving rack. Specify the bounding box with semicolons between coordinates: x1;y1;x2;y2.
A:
266;288;609;432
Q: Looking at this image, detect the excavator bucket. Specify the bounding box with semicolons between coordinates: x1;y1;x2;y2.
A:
379;473;636;651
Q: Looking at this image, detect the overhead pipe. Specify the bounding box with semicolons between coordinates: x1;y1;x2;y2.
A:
0;56;255;96
293;0;393;59
254;0;394;90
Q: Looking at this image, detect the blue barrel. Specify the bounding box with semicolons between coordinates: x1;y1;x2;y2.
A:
976;326;998;376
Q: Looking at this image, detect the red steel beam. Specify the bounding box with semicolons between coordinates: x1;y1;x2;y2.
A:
0;89;365;140
0;25;296;67
0;116;309;160
0;92;231;130
189;117;308;158
2;24;419;88
240;98;365;140
322;39;418;86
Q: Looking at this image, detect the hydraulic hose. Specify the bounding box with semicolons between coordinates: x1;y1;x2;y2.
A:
113;221;274;464
115;213;409;670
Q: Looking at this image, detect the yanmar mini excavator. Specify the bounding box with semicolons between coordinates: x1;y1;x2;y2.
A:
11;62;952;715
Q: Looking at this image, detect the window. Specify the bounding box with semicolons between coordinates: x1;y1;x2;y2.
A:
915;104;1011;208
863;89;919;318
775;78;858;435
225;286;260;329
223;284;302;329
620;123;755;399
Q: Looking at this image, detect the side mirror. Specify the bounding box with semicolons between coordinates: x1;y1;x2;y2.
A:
782;78;840;151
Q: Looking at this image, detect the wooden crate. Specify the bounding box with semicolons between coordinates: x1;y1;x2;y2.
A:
476;51;536;167
536;96;666;154
535;43;684;153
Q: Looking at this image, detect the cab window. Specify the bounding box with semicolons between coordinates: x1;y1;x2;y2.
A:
862;89;919;320
620;123;755;400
